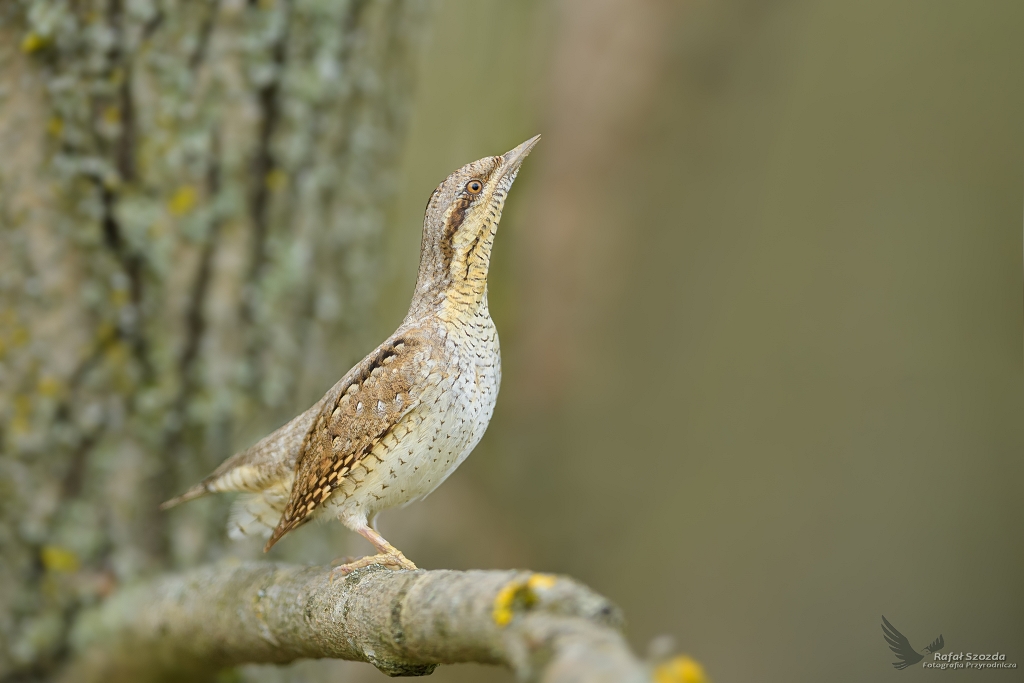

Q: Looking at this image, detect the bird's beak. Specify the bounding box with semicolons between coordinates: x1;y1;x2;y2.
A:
499;134;541;179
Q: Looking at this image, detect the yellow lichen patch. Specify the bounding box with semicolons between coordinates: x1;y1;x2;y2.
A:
653;655;709;683
95;321;117;344
37;376;62;398
168;185;198;216
492;581;520;626
492;573;557;627
105;339;129;367
527;573;556;591
11;326;29;347
11;395;32;434
110;288;130;308
102;106;121;125
21;32;48;54
265;168;288;192
41;545;80;573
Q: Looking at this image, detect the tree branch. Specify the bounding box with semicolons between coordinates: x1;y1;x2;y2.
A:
67;563;651;682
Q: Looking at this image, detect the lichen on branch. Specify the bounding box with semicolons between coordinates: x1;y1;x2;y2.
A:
68;563;653;683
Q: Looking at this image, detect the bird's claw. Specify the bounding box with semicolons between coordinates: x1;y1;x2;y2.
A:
329;552;417;583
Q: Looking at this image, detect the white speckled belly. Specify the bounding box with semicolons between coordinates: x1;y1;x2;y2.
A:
324;311;500;527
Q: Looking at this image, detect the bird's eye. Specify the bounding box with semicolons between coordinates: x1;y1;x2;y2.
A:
466;180;483;194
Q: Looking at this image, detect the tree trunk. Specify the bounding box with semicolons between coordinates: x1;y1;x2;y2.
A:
0;1;427;677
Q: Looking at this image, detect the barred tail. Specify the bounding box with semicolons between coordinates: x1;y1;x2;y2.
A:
160;484;210;510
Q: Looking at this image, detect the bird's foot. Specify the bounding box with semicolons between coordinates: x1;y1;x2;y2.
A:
329;552;417;582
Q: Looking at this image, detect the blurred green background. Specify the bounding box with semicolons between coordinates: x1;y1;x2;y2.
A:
2;1;1022;681
351;1;1024;681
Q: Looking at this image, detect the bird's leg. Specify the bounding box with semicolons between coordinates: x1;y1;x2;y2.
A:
330;524;417;579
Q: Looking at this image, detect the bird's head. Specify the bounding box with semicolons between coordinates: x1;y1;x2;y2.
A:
409;135;540;318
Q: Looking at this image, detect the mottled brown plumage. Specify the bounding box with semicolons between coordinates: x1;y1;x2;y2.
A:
267;334;424;548
164;136;539;573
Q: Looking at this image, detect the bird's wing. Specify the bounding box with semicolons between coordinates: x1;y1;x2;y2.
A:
264;334;429;550
925;634;944;653
881;616;924;669
160;400;323;509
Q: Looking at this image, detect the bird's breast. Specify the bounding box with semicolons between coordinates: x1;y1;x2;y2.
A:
324;313;500;522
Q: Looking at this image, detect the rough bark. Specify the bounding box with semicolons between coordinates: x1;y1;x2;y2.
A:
67;563;650;683
0;1;428;678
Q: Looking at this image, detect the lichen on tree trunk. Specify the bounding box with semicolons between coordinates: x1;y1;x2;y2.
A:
0;0;428;677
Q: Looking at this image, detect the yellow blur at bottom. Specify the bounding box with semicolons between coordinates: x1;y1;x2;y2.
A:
653;655;710;683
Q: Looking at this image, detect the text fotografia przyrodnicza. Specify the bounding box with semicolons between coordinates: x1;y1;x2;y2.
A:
923;652;1016;670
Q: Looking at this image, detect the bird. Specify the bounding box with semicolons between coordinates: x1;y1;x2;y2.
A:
162;135;540;574
881;616;944;669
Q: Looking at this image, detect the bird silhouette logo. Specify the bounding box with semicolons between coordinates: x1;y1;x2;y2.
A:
881;616;945;669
